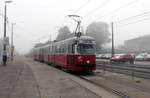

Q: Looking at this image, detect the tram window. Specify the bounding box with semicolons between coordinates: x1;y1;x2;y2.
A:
47;47;48;54
61;45;63;54
52;46;54;54
42;49;44;55
47;48;48;54
44;49;45;54
41;49;44;55
53;46;55;54
59;46;61;54
39;49;42;55
56;45;60;54
57;45;60;54
55;46;57;54
49;47;51;54
44;48;47;54
57;46;59;54
61;46;62;54
72;45;75;54
62;44;65;54
50;46;52;54
68;44;75;54
60;45;62;54
77;44;95;54
41;49;43;55
64;44;67;54
56;46;58;54
49;47;50;53
68;45;71;54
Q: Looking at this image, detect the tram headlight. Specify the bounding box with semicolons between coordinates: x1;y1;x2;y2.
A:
86;60;90;64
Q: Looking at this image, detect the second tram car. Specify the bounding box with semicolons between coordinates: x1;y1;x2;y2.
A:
33;36;96;72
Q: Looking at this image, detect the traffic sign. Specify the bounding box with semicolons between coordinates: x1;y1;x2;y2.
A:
3;37;9;45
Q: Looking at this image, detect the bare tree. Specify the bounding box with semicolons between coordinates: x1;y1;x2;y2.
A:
56;26;73;41
86;22;110;51
34;43;44;48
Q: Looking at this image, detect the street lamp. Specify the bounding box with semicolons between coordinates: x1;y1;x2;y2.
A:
11;23;16;61
3;0;12;65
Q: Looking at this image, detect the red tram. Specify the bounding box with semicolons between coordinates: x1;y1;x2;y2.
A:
33;36;96;72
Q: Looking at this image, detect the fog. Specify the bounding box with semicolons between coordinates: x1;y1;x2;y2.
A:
86;22;110;50
0;0;150;54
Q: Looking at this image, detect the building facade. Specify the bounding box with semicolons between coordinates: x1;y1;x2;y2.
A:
124;35;150;52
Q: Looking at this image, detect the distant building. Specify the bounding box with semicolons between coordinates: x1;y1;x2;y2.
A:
124;35;150;52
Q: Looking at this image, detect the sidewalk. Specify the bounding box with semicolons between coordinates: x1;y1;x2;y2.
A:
0;57;41;98
26;58;102;98
2;56;149;98
0;57;102;98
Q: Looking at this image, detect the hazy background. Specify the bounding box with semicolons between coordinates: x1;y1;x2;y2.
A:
0;0;150;54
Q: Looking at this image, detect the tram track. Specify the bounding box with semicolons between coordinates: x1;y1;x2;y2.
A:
95;73;150;93
96;61;150;79
72;74;130;98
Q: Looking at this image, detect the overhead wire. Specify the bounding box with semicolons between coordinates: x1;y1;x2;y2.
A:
74;0;91;14
115;10;150;24
83;0;111;18
110;9;150;28
92;0;139;22
116;16;150;28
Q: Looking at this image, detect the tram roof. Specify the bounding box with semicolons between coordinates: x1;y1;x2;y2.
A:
34;36;95;49
58;36;95;42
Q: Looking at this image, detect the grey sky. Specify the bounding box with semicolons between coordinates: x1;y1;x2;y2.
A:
0;0;150;54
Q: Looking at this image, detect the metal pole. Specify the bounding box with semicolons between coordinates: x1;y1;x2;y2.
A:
111;22;115;57
132;65;135;80
103;62;106;74
11;23;15;61
3;3;7;65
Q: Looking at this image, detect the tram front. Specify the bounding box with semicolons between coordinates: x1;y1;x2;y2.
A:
74;37;96;72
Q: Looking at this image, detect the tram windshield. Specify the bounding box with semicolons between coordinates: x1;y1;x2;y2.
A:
77;44;95;54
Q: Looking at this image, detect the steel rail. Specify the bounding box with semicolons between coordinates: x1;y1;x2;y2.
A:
77;76;130;98
97;65;150;74
97;62;150;69
97;65;150;79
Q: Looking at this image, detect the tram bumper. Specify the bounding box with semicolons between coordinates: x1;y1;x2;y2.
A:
75;64;96;71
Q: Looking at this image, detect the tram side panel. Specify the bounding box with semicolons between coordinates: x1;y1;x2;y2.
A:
55;54;67;68
67;55;77;71
44;54;49;63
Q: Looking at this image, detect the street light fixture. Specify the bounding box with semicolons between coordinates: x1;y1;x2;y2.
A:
5;1;12;3
3;0;12;65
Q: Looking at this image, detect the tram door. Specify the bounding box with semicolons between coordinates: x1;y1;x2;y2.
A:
67;44;75;68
